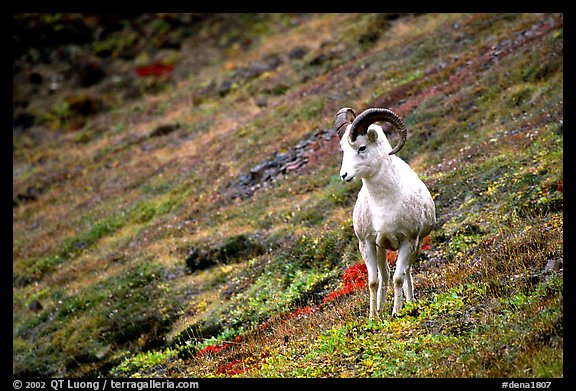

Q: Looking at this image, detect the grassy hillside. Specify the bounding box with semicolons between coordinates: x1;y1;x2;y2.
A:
13;13;563;378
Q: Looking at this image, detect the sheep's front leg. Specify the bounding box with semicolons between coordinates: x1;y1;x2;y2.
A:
376;246;390;315
360;240;379;319
392;240;418;315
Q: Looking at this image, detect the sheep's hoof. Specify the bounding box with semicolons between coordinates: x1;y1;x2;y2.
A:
368;313;382;322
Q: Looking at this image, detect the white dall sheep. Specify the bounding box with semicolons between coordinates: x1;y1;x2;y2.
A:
335;107;436;318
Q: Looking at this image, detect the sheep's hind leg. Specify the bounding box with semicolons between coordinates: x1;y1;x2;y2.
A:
360;240;379;320
403;264;414;302
392;240;418;316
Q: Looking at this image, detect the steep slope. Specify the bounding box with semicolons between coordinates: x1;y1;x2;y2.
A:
13;13;562;378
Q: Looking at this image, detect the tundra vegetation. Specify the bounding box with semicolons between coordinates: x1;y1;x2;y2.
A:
13;13;563;378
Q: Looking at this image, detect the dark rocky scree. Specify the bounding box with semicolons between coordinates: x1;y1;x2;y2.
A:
227;127;336;200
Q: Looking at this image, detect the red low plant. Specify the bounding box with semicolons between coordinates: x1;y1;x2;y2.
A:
421;235;432;251
215;359;245;376
215;352;271;377
387;250;398;265
287;305;315;319
135;62;174;77
197;342;230;357
197;334;244;357
323;262;367;303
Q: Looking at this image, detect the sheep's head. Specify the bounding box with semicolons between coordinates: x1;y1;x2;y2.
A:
335;107;408;182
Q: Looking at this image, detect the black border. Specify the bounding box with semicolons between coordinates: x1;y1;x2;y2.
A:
10;5;571;388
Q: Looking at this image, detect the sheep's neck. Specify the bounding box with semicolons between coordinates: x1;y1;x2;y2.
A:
361;160;401;204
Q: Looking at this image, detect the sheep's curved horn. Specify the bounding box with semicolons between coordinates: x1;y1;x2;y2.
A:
334;107;356;140
349;108;407;155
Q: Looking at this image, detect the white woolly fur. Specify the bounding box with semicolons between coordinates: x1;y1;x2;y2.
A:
339;123;436;318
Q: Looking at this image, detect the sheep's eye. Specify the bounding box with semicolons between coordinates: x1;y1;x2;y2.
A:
358;145;367;153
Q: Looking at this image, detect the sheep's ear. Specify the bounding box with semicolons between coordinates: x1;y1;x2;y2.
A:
367;128;378;143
